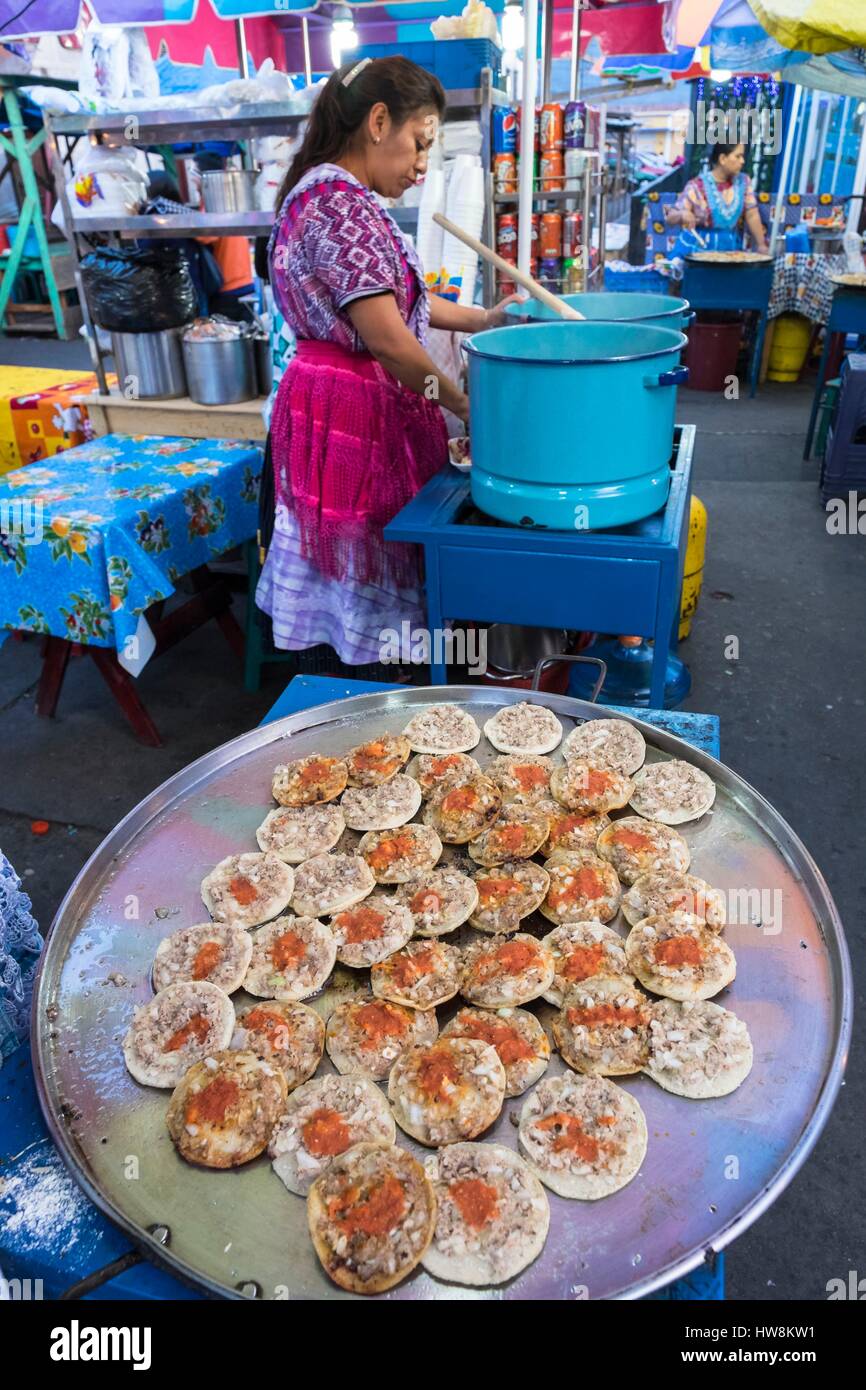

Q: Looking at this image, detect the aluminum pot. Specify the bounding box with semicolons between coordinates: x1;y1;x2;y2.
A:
182;334;257;405
254;335;273;395
201;169;258;214
110;327;187;399
479;624;571;692
808;228;845;256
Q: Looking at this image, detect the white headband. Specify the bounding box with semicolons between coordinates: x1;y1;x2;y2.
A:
341;58;373;88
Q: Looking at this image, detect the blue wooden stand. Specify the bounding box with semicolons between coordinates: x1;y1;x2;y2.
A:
803;285;866;459
0;675;722;1300
680;260;774;399
385;427;694;710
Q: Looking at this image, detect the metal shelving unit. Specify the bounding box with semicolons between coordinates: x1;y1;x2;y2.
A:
45;75;508;387
494;148;605;290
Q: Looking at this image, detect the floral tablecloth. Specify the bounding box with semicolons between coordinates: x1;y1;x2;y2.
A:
0;433;262;673
768;252;849;324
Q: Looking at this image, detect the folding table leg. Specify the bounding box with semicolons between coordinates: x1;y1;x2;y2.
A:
88;648;163;747
35;637;72;718
749;310;768;399
804;331;833;459
189;565;245;661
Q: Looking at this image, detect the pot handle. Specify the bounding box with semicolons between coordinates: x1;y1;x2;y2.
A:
644;365;689;389
532;653;607;702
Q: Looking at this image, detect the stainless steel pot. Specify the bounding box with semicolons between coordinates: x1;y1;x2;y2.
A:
110;327;188;400
253;335;273;395
182;335;256;405
808;229;845;256
484;624;570;678
201;169;258;214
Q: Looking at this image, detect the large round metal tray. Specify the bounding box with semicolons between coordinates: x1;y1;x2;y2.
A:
33;687;851;1300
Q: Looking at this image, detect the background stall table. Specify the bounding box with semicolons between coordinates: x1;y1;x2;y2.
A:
803;283;866;458
0;366;100;474
768;251;849;326
0;433;262;744
680;261;774;398
0;673;721;1301
386;426;694;710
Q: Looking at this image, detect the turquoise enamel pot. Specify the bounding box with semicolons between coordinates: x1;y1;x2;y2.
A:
505;290;693;333
464;321;688;531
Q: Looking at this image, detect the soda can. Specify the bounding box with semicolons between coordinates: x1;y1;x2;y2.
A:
517;104;540;153
540;151;564;191
564;147;585;190
562;257;584;293
540;103;564;152
530;213;540;260
540;212;562;259
494;152;518;195
496;213;518;259
539;256;561;293
497;274;516;299
562;212;582;260
493;105;518;154
564;101;587;149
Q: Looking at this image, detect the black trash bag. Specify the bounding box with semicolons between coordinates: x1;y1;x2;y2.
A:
80;244;197;332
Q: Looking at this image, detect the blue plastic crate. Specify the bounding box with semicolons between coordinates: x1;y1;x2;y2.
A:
354;39;501;92
604;264;671;294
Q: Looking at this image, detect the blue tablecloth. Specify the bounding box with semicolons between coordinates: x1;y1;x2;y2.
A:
0;433;263;669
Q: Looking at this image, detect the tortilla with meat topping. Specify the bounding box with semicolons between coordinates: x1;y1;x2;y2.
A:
329;895;415;968
388;1038;506;1147
326;994;438;1081
341;774;422;832
469;860;550;934
541;921;633;1007
393;868;479;937
423;774;502;845
549;761;634;816
629;759;716;825
371;939;462;1011
467;804;549;868
270;1074;397;1196
461;933;555;1008
486;754;554;805
562;718;646;775
307;1142;436;1294
243;914;336;1001
166;1050;286;1169
406;751;481;798
643;998;753;1098
540;851;621;926
519;1072;648;1199
123;981;235;1088
232;999;324;1091
152;923;252;995
256;804;345;864
290;852;375;918
345;734;411;787
402;704;481;754
539;803;611;857
422;1143;550;1285
596;816;691;886
201;852;295;929
272;755;348;807
622;872;727;931
442;1005;550;1096
553;975;651;1075
483;701;563;755
625;911;736;1000
358;824;442;884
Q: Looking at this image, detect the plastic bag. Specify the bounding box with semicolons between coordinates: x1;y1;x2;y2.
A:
80;26;130;107
81;245;197;332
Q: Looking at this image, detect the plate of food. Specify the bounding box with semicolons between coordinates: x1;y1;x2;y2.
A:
686;250;774;265
33;689;851;1300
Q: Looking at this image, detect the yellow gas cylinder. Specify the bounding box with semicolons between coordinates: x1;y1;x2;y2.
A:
679;494;707;640
767;312;812;383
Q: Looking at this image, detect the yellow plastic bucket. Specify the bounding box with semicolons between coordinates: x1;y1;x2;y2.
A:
767;313;812;383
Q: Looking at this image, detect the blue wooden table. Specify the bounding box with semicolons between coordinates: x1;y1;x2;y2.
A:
803;285;866;459
385;427;694;710
0;675;721;1300
680;260;774;398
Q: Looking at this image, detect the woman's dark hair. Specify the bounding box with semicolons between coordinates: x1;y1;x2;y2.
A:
276;56;446;208
709;141;746;167
147;171;182;202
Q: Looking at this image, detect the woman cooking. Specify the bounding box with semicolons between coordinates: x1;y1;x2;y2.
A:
256;55;516;667
665;141;769;253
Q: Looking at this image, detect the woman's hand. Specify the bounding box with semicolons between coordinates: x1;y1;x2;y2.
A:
679;206;697;231
482;294;526;330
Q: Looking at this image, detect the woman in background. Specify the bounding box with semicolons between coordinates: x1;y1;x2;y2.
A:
666;141;769;253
